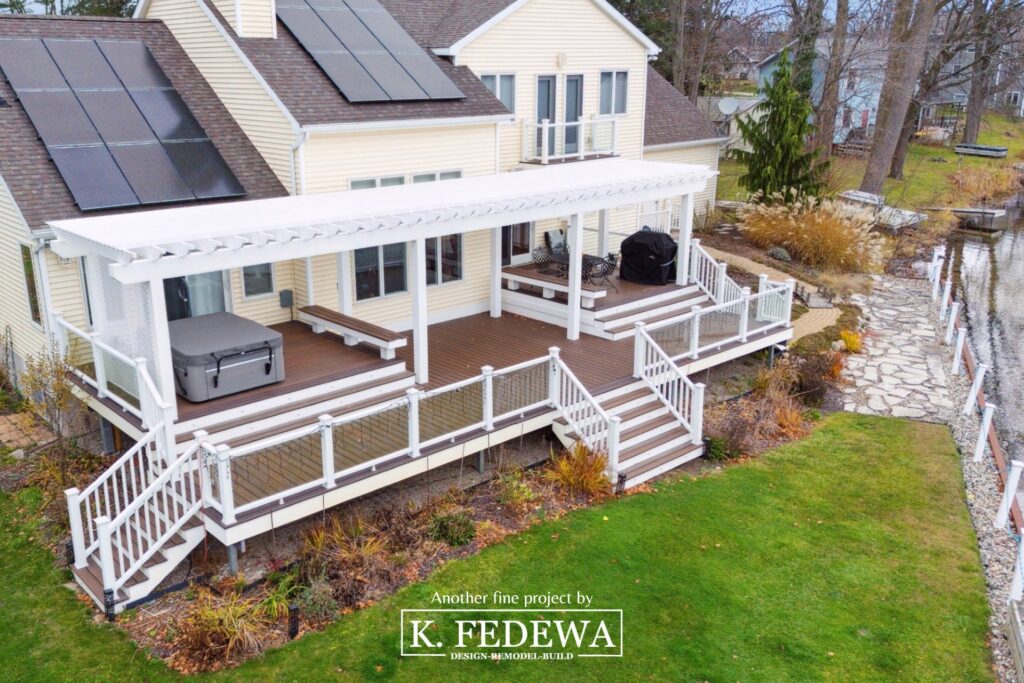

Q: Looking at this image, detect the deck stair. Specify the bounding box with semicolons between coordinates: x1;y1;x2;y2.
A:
551;380;703;489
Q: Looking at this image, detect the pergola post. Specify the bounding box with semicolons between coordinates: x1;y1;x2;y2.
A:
566;213;584;341
410;238;429;383
146;277;178;422
337;250;353;315
490;225;502;318
597;209;610;257
676;193;694;286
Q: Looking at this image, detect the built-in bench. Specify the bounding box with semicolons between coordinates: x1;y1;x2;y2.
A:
501;266;607;309
297;305;408;360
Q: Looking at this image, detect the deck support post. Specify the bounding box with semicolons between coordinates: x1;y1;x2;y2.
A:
95;515;115;604
632;322;646;378
319;414;335;489
475;450;486;474
691;382;705;444
597;209;610;258
215;445;236;525
407;388;421;458
548;347;561;408
995;460;1023;529
689;306;702;357
676;193;693;286
146;277;179;423
739;287;751;342
952;327;967;375
490;226;502;318
227;544;239;576
944;302;960;345
974;403;997;463
64;487;87;569
963;363;988;415
606;416;621;484
566;213;584;341
482;366;495;431
410;238;429;383
337;251;353;315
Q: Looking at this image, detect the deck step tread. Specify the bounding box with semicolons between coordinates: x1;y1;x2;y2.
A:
599;388;654;410
618;427;693;466
621;442;703;481
603;295;712;333
596;288;706;321
612;401;667;422
565;410;676;443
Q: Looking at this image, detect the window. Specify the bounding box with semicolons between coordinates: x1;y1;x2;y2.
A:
242;263;274;298
846;68;857;92
501;223;533;266
426;234;462;285
600;71;628;115
481;74;515;112
351;175;405;190
1011;92;1022;105
20;244;41;325
842;107;853;127
412;170;462;183
355;243;406;301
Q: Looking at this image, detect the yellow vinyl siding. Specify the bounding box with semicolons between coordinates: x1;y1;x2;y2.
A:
228;261;297;325
0;175;45;363
46;251;89;330
644;143;720;215
143;0;295;187
457;0;649;171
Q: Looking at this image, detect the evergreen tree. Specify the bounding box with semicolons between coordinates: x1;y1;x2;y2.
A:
731;50;827;202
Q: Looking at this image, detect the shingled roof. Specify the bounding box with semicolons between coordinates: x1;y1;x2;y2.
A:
380;0;517;49
644;66;721;148
204;0;512;127
0;15;287;233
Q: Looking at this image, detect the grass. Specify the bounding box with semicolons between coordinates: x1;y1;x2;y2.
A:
718;112;1024;209
0;414;992;681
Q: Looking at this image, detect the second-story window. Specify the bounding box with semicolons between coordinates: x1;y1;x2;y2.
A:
600;71;628;115
481;74;515;112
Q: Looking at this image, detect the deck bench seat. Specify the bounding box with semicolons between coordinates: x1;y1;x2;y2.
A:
501;268;606;309
297;305;407;360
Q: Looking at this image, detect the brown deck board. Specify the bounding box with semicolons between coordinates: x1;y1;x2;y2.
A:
502;264;689;311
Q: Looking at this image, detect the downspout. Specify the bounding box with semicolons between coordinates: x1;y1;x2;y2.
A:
33;237;57;340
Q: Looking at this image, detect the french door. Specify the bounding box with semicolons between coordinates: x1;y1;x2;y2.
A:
164;271;228;321
536;75;557;157
564;75;583;155
501;223;533;266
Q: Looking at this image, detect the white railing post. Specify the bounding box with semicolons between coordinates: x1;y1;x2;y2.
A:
689;306;702;357
51;311;67;355
783;279;796;322
548;347;561;407
64;487;87;569
632;322;646;378
974;403;997;463
963;363;988;415
690;382;705;444
215;445;236;525
689;238;701;286
715;262;728;302
407;388;421;458
576;122;585;160
952;327;967;376
134;357;151;428
482;366;495;431
739;287;751;342
944;302;959;345
540;118;550;164
194;431;213;505
939;280;952;321
90;333;107;398
1012;541;1024;603
95;515;115;594
995;459;1024;529
606;416;621;485
610;116;619;154
319;414;335;489
756;274;768;320
931;262;944;301
928;248;942;282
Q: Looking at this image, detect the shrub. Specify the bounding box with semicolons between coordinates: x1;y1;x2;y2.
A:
177;589;270;665
428;510;476;547
767;246;792;262
703;406;759;458
839;329;862;353
297;577;337;623
703;435;731;461
259;572;299;620
544;441;610;498
796;350;845;406
494;467;536;516
946;166;1023;205
740;196;884;272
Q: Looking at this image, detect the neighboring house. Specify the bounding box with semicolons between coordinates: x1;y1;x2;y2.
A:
924;42;1024;120
0;1;794;615
696;96;763;154
723;47;757;83
756;35;886;144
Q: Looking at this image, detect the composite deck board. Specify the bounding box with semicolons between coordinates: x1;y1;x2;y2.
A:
502;264;686;310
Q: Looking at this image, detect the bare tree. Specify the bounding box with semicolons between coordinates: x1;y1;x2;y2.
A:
671;0;689;93
961;0;1024;143
814;0;849;154
860;0;943;194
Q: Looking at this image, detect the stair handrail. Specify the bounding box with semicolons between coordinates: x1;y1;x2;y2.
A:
96;442;203;598
548;347;621;483
633;323;704;444
688;239;744;305
65;422;166;568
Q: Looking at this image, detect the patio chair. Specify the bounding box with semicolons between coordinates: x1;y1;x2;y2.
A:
532;246;558;275
588;253;619;292
545;229;568;256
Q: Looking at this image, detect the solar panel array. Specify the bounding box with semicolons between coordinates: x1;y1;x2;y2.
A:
0;38;245;212
276;0;464;103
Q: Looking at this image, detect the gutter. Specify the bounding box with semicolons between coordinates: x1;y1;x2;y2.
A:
644;136;730;152
300;113;514;135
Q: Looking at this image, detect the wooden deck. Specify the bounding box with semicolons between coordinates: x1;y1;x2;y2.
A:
502;263;686;311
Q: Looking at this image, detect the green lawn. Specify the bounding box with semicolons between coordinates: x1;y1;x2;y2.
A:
718;113;1024;209
0;414;992;681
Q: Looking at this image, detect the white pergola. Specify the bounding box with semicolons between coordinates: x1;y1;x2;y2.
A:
50;158;713;415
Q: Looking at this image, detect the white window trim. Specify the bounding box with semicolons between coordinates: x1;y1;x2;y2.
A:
426;233;464;288
480;72;516;114
506;222;535;266
354;244;407;302
411;169;463;184
19;242;43;330
349;175;406;190
600;70;629;116
241;262;276;300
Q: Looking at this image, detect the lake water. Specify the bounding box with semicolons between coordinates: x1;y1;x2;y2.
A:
944;205;1024;459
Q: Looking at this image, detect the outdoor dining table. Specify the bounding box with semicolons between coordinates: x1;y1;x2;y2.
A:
547;251;607;280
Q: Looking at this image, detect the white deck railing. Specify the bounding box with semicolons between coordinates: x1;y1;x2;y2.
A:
522;116;618;164
638;208;676;233
632;323;704;443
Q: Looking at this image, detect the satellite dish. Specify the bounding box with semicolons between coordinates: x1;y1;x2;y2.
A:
718;98;739;116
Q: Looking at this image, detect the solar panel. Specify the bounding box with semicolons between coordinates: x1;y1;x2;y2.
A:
164;141;246;200
50;146;138;211
276;0;464;102
0;37;245;211
111;143;194;205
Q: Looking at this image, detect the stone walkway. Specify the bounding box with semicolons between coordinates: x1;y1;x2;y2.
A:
841;277;955;423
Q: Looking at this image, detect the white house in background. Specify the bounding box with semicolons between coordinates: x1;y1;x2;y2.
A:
0;2;793;617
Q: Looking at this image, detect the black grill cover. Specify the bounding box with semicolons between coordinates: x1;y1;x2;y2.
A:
619;231;678;285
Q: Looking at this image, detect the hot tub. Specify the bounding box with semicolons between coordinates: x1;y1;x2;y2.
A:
169;312;285;403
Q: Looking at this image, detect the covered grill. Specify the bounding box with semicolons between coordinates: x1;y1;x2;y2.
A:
619;230;678;285
169;312;285;402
